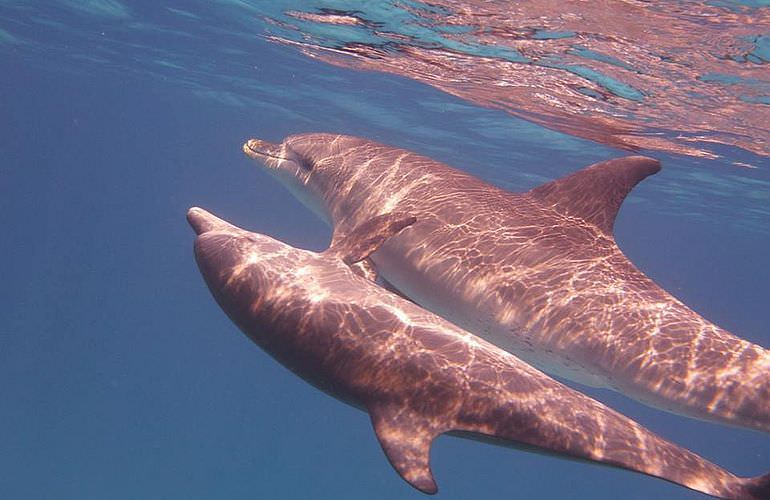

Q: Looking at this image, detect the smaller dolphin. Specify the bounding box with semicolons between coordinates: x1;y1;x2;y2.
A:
188;206;769;499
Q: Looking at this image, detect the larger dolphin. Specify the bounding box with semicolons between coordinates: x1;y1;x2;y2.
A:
243;133;770;433
189;206;769;499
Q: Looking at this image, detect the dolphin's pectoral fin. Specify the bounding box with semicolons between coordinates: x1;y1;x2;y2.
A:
369;404;439;494
326;212;416;265
349;258;379;281
528;155;661;235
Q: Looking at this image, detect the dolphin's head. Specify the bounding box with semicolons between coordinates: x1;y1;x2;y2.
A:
187;206;289;268
243;133;383;227
243;135;339;225
187;207;308;343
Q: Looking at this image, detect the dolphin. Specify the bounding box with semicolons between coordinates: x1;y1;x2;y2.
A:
242;133;770;433
188;206;769;499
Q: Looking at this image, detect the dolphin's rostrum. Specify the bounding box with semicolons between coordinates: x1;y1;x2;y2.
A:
243;133;770;433
188;206;770;499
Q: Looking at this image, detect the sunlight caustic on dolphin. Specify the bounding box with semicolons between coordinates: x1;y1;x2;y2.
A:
188;206;770;499
243;133;770;434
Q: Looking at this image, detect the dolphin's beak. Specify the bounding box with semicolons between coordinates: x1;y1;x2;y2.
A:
187;207;235;235
242;138;284;163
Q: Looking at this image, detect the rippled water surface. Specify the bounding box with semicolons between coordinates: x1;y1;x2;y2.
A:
1;2;768;499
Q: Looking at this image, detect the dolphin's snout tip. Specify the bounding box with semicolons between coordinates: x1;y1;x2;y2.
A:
187;207;210;235
243;138;265;158
243;139;257;155
187;207;229;235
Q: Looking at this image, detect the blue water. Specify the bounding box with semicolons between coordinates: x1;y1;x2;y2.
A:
1;2;769;499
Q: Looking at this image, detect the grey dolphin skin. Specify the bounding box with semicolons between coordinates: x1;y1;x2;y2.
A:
188;206;769;499
242;133;770;433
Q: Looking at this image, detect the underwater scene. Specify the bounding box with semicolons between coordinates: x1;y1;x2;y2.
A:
1;1;769;499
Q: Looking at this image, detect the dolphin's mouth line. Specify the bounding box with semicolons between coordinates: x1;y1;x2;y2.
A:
250;148;288;161
244;140;290;162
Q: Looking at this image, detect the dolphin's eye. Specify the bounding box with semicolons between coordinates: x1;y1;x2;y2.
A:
295;155;314;172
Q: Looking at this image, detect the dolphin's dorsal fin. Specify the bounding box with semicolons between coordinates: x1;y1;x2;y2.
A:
326;212;416;265
528;156;661;235
369;404;440;494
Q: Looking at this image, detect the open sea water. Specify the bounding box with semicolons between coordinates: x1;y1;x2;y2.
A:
1;2;769;499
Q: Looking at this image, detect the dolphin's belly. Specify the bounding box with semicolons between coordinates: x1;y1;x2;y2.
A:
373;246;611;389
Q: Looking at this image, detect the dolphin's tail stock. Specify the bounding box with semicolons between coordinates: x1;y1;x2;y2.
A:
450;377;770;500
742;472;770;500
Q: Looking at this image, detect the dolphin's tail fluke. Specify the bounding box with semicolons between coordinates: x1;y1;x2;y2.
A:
742;471;770;500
